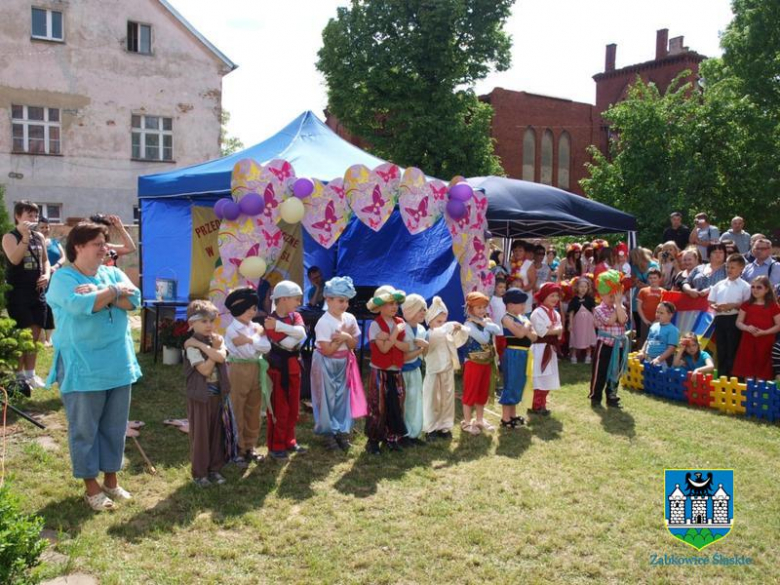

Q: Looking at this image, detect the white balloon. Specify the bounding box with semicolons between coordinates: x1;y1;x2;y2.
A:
239;256;267;279
280;197;305;224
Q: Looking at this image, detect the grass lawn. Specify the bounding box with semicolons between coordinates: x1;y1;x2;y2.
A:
3;341;779;584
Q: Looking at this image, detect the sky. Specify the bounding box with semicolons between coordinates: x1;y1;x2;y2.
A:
171;0;735;148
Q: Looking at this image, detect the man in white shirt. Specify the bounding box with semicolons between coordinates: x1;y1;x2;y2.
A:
708;254;750;377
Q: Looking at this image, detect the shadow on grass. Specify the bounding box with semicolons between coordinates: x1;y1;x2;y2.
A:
36;495;99;537
494;426;532;458
592;405;636;439
526;414;563;441
107;459;282;543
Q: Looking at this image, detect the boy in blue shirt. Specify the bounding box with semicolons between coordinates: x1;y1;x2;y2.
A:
637;301;679;368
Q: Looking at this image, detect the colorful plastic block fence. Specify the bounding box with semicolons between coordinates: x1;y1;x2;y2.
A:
622;359;779;422
742;379;780;422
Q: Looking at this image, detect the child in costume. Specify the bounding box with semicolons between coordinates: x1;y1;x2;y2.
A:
401;294;428;445
499;289;537;427
310;276;364;451
366;285;408;454
733;275;780;381
489;278;508;360
461;292;502;435
672;332;715;374
590;272;630;408
529;282;563;415
423;296;468;440
184;300;231;487
264;281;308;460
637;301;680;368
567;276;597;364
224;287;271;467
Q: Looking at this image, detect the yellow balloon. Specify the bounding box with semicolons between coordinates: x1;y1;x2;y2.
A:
239;256;267;280
280;197;305;224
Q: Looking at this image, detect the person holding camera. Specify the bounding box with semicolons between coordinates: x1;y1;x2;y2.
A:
1;200;50;388
46;222;142;511
88;214;137;266
689;213;720;261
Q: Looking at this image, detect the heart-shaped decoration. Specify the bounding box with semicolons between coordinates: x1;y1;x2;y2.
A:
302;178;352;248
399;168;442;234
254;159;294;227
231;159;264;200
345;164;396;232
445;185;488;239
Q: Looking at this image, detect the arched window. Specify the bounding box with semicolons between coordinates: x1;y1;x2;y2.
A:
522;128;535;181
558;131;571;189
540;129;553;185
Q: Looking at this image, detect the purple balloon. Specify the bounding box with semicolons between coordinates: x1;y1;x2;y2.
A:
449;183;473;202
446;199;467;220
223;201;241;221
239;192;264;216
293;178;314;199
213;198;229;219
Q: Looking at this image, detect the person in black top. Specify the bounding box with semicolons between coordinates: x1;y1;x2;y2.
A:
1;200;50;387
662;212;691;251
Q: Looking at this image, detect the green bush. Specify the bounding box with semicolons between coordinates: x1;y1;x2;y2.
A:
0;485;47;585
0;316;38;373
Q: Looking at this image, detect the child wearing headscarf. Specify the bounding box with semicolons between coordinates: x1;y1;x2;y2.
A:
529;283;564;415
224;287;271;467
422;296;469;440
401;294;428;445
310;276;365;451
461;292;502;435
264;281;307;460
499;289;537;428
365;285;408;454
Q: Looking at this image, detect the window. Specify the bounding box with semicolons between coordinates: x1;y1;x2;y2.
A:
127;21;152;54
36;203;62;222
540;129;553;185
11;105;61;155
133;206;140;225
522;128;535;181
558;131;571;189
31;7;63;41
132;114;173;161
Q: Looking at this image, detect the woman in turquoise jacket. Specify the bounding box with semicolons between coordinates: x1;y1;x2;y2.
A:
46;222;142;511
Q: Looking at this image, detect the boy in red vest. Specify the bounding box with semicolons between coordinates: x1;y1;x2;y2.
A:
366;285;408;455
264;281;308;460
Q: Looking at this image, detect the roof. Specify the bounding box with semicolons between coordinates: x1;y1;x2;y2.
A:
668;485;686;500
158;0;237;72
712;485;730;500
593;51;705;82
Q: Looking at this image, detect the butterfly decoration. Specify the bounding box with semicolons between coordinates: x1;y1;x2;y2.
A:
253;159;293;227
398;167;443;235
345;164;396;232
302;177;352;249
230;159;263;199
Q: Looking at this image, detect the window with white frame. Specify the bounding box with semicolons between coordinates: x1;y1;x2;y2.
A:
127;21;152;54
131;115;173;161
12;105;61;155
36;203;62;222
31;7;63;41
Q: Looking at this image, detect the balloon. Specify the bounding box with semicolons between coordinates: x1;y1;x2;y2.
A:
446;199;467;220
222;201;241;221
213;198;229;219
596;269;623;296
449;183;473;202
239;256;267;280
280;197;305;224
293;178;314;199
238;192;264;216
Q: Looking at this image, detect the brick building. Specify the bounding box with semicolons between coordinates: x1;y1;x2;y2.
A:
326;29;705;197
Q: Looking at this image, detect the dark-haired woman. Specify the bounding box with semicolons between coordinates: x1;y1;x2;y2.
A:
2;200;50;387
46;222;141;511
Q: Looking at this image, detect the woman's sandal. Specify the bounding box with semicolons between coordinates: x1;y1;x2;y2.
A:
476;420;496;432
102;485;132;501
511;416;526;426
84;491;115;511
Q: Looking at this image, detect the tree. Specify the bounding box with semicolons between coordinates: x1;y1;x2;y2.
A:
581;70;779;246
720;0;780;115
220;110;244;157
317;0;514;178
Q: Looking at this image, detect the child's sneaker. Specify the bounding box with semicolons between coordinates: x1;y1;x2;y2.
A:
208;472;227;485
584;355;592;364
570;356;577;364
193;477;211;488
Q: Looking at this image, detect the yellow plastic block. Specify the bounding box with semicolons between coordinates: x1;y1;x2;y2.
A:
622;353;645;391
710;376;747;415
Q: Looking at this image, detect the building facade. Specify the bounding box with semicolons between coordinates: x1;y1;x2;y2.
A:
0;0;236;223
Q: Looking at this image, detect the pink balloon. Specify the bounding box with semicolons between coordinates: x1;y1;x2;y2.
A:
293;178;314;199
446;199;467;220
223;201;241;221
449;183;473;202
239;192;264;216
213;198;229;219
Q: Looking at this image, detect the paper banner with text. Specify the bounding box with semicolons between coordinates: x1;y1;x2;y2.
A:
190;206;221;299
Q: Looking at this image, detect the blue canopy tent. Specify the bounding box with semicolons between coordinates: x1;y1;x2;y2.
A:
138;112;637;319
138;111;465;314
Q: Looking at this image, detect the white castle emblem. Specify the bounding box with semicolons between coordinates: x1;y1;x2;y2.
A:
666;472;732;528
